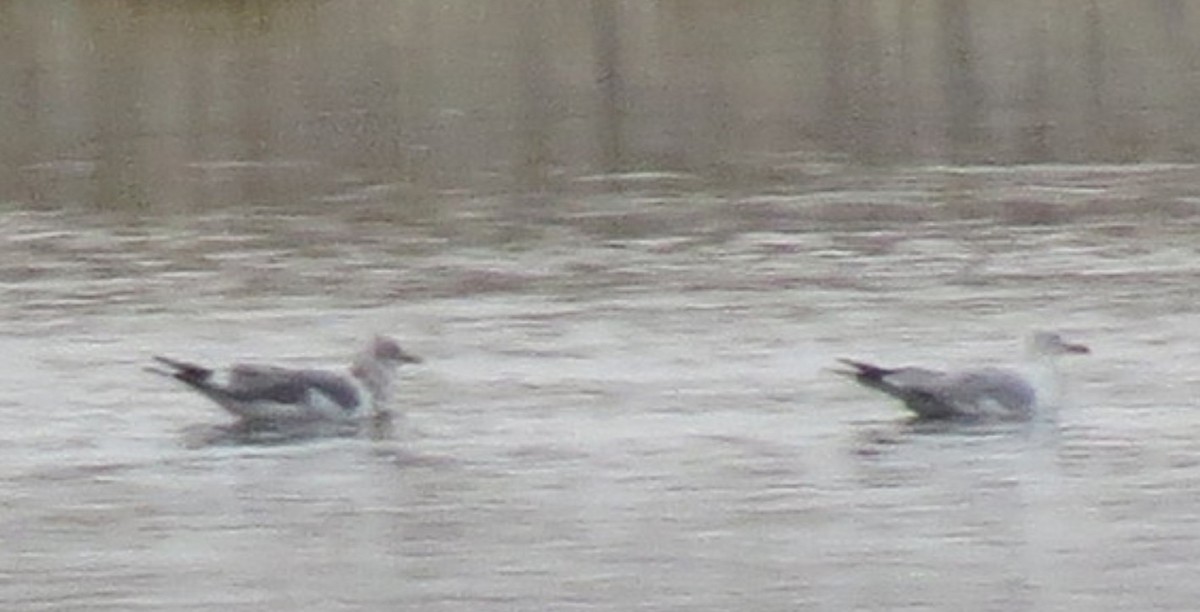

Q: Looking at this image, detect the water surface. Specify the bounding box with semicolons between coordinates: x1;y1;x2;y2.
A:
4;164;1200;610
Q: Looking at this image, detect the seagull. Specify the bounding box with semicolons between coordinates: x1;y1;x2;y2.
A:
836;332;1089;421
149;336;421;425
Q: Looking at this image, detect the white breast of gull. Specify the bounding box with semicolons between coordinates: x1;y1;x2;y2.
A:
836;331;1089;422
150;336;421;425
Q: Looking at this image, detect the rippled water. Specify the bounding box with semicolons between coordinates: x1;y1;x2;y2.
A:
4;166;1200;610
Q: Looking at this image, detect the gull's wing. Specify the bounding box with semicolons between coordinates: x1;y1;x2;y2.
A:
837;359;960;419
838;358;1038;420
226;365;360;409
938;367;1037;420
153;357;362;422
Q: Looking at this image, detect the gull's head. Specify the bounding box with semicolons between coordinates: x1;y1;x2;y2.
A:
1028;331;1090;357
369;335;422;367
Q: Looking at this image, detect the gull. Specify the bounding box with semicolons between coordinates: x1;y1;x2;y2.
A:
836;332;1089;421
149;336;421;425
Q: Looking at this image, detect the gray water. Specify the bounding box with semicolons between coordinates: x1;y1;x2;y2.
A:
4;164;1200;611
7;2;1200;610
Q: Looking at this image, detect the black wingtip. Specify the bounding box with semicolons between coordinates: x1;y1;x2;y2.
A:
151;356;213;383
835;358;892;381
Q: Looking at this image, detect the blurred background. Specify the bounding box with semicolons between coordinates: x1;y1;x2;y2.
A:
3;2;1200;611
7;1;1200;207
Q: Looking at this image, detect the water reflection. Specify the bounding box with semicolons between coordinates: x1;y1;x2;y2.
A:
6;2;1200;211
178;410;398;449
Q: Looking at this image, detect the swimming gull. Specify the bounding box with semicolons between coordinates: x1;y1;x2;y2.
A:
150;336;421;425
836;331;1089;421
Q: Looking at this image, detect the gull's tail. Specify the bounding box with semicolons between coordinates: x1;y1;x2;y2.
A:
835;358;895;382
834;358;909;399
147;356;214;386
